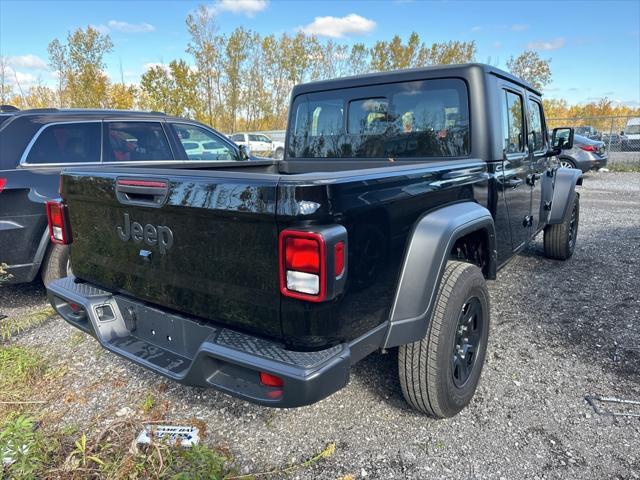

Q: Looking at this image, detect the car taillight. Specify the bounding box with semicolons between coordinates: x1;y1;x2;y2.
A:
334;241;345;277
280;230;326;301
46;200;72;244
0;178;6;193
580;145;597;152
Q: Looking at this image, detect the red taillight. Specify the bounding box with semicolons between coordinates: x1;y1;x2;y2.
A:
259;372;284;388
45;200;72;244
580;145;597;152
334;241;345;277
0;178;6;193
279;230;326;302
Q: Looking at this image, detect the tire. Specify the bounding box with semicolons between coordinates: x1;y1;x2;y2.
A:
398;260;490;418
543;193;579;260
274;148;284;160
41;243;72;286
558;158;576;169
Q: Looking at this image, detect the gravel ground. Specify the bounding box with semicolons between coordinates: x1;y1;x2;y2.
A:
2;172;639;479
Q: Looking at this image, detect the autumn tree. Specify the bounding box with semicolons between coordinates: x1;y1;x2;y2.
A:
507;50;552;91
0;56;13;104
140;60;201;118
107;83;137;110
47;26;114;107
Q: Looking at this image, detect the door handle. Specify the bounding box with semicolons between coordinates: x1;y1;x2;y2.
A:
526;173;541;186
505;178;524;189
116;178;169;207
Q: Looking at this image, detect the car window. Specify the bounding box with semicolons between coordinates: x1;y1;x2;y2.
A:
258;135;271;142
104;122;172;162
173;124;238;161
248;134;261;142
527;99;545;152
288;78;469;159
230;133;245;142
502;90;524;154
25;122;101;164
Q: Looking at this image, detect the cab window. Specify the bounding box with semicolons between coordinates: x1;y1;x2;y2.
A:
25;122;101;164
527;99;545;152
502;90;524;154
104;122;173;162
173;124;238;161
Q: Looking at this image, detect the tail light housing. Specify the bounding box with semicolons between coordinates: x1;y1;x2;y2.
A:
279;226;347;302
579;145;597;152
0;178;6;193
46;200;72;244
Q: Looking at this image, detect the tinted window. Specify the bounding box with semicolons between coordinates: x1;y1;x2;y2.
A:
230;133;245;142
288;78;469;159
502;90;524;154
104;122;172;162
173;124;238;161
527;99;545;152
248;134;261;142
26;122;101;164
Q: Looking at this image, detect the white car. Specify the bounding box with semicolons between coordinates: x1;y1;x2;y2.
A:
229;133;285;160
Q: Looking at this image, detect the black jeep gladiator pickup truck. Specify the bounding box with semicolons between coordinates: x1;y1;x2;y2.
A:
46;64;580;418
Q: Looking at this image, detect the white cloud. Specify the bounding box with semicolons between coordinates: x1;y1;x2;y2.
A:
471;26;482;33
209;0;268;17
107;20;155;33
2;65;39;89
299;13;376;38
8;54;47;70
527;38;566;51
511;24;530;32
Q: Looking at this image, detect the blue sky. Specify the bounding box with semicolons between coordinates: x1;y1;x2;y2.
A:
1;0;639;106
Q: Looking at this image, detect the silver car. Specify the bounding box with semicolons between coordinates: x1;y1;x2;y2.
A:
557;134;608;172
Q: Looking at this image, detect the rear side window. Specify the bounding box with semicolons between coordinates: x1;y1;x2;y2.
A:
25;122;101;164
527;99;545;152
288;78;469;159
173;123;238;161
502;90;524;154
104;122;172;162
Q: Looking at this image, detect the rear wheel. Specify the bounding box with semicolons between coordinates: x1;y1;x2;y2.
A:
398;261;490;418
41;244;72;286
544;194;579;260
558;158;576;169
274;148;284;160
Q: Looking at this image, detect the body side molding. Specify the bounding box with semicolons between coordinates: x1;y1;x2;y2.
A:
383;202;496;349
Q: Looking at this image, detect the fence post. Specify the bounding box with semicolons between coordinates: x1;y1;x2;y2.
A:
607;117;614;157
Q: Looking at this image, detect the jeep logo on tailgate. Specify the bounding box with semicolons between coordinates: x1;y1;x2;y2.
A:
117;213;174;254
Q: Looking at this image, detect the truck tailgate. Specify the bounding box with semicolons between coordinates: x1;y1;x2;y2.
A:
62;169;281;339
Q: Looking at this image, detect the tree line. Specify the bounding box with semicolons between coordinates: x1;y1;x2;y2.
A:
1;5;637;133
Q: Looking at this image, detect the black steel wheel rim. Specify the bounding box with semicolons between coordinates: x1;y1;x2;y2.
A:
568;202;578;250
452;297;483;388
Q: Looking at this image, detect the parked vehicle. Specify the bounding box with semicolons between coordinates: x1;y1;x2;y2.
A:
557;134;608;172
0;108;249;285
621;117;640;151
229;132;285;159
574;125;601;141
46;64;580;418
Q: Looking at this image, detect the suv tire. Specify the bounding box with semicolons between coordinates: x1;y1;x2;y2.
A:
41;244;71;286
544;193;579;260
274;147;284;160
398;260;490;418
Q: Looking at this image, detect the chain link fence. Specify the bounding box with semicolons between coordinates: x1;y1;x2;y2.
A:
548;115;640;166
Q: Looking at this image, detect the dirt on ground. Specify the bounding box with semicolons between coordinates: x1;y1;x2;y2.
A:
1;171;639;479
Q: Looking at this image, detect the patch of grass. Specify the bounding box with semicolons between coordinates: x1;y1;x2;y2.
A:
0;415;51;479
607;162;640;173
0;263;12;283
68;331;86;348
0;306;56;342
0;345;47;394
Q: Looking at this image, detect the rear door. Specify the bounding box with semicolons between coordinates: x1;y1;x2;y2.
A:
63;169;282;339
526;96;549;230
500;86;533;251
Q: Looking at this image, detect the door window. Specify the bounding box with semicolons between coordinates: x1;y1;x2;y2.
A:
25;122;101;164
173;123;238;161
230;133;245;142
527;99;545;152
502;91;524;154
248;134;261;142
104;122;172;162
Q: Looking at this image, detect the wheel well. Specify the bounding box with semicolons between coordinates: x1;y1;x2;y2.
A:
450;229;491;278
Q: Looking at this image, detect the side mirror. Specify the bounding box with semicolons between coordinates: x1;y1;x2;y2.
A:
620;131;625;136
238;144;251;160
551;127;574;153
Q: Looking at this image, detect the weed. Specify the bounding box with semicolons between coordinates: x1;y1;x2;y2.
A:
141;393;156;414
0;345;47;393
0;263;12;283
68;331;86;348
0;306;56;342
607;163;640;173
0;415;49;479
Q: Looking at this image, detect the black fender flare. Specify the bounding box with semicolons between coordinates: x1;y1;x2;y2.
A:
548;167;582;225
383;202;496;349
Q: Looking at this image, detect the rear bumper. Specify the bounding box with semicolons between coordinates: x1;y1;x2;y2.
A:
47;277;357;408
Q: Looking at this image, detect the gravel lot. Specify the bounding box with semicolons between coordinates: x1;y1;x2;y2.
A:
2;172;639;479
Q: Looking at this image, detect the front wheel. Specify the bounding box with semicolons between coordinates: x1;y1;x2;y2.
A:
274;148;284;160
398;261;490;418
543;193;579;260
41;243;72;286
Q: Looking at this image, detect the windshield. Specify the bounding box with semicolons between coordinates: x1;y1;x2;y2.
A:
287;78;470;159
625;124;640;135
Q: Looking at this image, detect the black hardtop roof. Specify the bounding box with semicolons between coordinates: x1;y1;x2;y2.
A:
291;63;541;97
11;108;169;117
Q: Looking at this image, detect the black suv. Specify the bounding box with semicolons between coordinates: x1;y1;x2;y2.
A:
0;107;248;285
